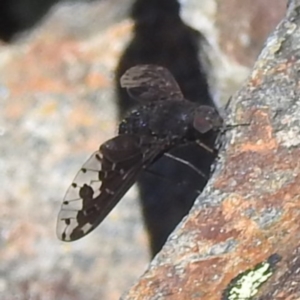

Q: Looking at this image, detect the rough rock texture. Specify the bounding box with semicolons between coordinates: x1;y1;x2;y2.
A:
0;0;286;299
123;0;300;299
216;0;286;66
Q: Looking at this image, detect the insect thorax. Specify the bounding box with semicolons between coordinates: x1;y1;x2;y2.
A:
119;100;197;140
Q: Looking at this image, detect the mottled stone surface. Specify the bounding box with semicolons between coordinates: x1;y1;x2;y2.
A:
124;1;300;299
217;0;286;66
1;1;150;300
0;0;286;299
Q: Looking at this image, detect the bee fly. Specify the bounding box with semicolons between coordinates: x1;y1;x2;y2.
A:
57;65;223;242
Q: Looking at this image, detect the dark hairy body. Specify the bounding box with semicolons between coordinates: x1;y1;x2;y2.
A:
57;65;222;243
119;100;198;139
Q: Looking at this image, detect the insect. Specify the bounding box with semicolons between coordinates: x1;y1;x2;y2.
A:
57;65;223;242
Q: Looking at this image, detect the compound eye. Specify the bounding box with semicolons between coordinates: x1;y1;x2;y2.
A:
193;106;215;133
193;105;223;133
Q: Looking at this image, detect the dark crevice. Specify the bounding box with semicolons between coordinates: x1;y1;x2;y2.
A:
115;0;218;256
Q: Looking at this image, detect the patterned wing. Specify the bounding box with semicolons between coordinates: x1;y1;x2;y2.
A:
120;64;184;102
57;134;161;241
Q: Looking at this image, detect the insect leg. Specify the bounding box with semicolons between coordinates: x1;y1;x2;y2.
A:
163;152;208;179
195;140;217;154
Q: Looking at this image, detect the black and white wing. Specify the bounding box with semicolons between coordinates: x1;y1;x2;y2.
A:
57;134;162;241
120;64;184;102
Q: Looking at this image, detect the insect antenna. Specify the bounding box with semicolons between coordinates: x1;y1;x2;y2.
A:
221;122;250;132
